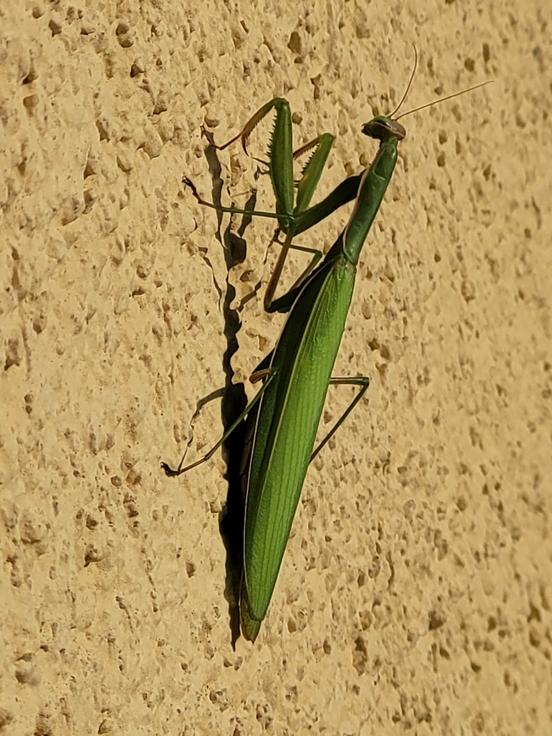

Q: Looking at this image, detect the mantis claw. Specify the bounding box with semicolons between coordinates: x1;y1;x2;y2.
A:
161;461;180;477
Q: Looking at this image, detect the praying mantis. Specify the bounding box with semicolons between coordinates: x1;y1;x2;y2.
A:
163;52;491;641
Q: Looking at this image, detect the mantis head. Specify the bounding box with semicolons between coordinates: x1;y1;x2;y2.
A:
362;117;406;142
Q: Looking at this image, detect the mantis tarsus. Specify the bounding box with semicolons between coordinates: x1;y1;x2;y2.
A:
163;54;491;641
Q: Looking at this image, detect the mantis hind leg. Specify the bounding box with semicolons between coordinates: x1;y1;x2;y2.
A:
162;370;277;477
310;376;370;462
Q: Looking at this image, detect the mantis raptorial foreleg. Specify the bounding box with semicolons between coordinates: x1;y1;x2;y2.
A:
184;97;361;311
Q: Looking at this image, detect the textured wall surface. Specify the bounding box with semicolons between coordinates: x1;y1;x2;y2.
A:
1;1;550;734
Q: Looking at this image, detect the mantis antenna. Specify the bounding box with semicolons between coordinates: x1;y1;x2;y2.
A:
395;79;493;120
389;44;419;119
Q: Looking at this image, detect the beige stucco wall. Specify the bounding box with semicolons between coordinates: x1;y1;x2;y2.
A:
1;1;550;733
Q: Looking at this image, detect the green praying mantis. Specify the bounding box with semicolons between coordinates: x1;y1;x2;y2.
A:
163;52;491;641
